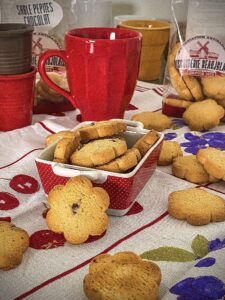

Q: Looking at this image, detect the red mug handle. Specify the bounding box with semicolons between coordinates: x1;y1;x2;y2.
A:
38;50;76;107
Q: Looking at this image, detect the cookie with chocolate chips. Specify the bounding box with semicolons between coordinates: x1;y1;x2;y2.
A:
46;176;110;244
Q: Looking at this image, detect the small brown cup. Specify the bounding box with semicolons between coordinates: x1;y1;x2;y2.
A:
119;20;170;81
0;23;34;75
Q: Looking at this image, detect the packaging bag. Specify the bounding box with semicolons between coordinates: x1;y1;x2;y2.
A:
162;0;225;117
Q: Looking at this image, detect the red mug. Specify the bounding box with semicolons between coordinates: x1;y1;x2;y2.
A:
38;27;142;121
0;67;36;131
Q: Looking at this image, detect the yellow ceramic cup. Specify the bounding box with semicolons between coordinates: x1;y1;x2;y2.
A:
119;20;170;81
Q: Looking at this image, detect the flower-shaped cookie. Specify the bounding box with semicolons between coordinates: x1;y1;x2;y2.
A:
83;251;161;300
197;147;225;181
183;99;224;131
0;221;29;270
46;176;110;244
172;155;218;183
168;188;225;225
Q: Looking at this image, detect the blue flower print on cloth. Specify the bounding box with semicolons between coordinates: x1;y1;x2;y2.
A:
195;257;216;268
170;275;225;300
180;132;225;154
209;238;225;252
164;132;178;140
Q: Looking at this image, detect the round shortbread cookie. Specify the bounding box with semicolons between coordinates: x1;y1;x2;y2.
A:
131;112;172;132
70;138;127;167
172;155;218;183
182;99;225;131
96;148;141;173
84;251;161;300
197;147;225;181
46;176;110;244
168;188;225;225
201;75;225;101
158;140;183;166
37;72;69;103
0;222;29;270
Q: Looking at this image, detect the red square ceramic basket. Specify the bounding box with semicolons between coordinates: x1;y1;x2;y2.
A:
35;120;163;216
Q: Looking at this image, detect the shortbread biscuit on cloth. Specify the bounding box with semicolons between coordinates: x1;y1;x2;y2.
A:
53;137;80;164
168;188;225;225
70;138;127;167
83;251;161;300
46;176;109;244
183;99;224;131
197;147;225;181
172;155;218;183
133;130;160;157
45;130;80;146
96;148;141;173
0;221;29;270
36;72;69;103
77;120;127;141
131;112;172;132
168;43;204;101
158;140;183;166
201;75;225;102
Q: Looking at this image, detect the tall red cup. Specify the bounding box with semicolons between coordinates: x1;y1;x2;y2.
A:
38;27;142;121
0;67;36;131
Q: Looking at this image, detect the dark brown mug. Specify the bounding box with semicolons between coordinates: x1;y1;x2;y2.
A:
0;23;34;75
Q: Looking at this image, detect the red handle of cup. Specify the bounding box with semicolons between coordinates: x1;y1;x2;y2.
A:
38;50;76;107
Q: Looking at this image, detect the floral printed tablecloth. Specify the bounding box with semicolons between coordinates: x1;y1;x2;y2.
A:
0;81;225;300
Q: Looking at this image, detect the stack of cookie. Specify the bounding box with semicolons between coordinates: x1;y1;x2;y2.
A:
163;42;225;125
45;120;160;174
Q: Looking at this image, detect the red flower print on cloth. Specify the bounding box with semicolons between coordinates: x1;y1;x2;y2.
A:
85;230;107;243
0;217;11;222
0;192;19;210
29;230;66;250
9;175;40;194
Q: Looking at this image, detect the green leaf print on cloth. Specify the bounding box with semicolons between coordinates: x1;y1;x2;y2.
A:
140;246;196;262
191;235;209;258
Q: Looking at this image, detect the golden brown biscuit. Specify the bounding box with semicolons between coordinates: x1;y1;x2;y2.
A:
168;43;203;101
70;138;127;167
46;176;110;244
163;97;192;108
96;148;141;173
131;112;172;131
77;120;127;141
84;251;161;300
172;155;218;183
45;130;80;147
196;147;225;181
36;72;69;103
168;188;225;225
53;137;80;164
158;140;183;166
0;222;29;270
133;130;160;157
201;75;225;101
182;99;224;131
168;43;193;100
